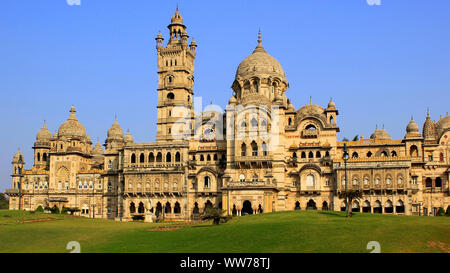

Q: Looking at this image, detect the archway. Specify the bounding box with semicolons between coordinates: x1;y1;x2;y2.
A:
138;202;144;213
204;200;213;212
295;201;301;210
373;200;382;213
384;200;393;213
395;200;405;213
242;200;253;215
322;201;328;211
193;202;199;214
174;202;181;214
362;200;371;213
232;204;237;216
306;199;317;210
258;204;263;214
155;202;162;217
129;202;136;214
352;201;360;213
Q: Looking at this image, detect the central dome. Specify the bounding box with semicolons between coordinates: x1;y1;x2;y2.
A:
235;32;286;82
58;106;87;138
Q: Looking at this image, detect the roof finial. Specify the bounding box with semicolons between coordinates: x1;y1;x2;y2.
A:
411;115;413;121
309;96;312;105
382;124;385;129
427;107;430;117
176;3;179;11
258;28;262;45
376;124;378;130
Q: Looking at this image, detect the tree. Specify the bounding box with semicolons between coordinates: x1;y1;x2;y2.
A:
339;190;363;218
200;208;231;225
437;207;445;216
352;135;359;141
35;205;44;213
446;205;450;216
342;137;349;142
0;193;9;209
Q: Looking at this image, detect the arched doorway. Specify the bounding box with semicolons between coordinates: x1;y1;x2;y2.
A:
373;200;382;213
155;202;162;217
242;200;253;215
295;201;301;210
322;201;328;211
352;201;360;213
129;202;136;214
362;200;371;213
138;202;145;213
340;202;346;212
306;199;317;210
232;204;237;216
204;200;213;212
384;200;393;213
193;202;200;214
395;200;405;213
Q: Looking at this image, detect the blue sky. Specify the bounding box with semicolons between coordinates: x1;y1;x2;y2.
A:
0;0;449;191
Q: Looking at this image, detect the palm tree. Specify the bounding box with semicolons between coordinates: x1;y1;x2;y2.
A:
339;190;363;217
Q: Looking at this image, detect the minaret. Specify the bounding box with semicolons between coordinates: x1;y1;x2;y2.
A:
155;7;197;141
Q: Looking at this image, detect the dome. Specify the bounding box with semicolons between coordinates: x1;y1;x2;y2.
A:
12;147;24;163
107;117;124;141
297;104;324;117
235;31;286;82
58;106;87;138
36;121;52;143
327;98;336;109
91;140;104;156
406;118;419;134
124;130;134;143
436;114;450;132
370;126;391;140
171;7;183;24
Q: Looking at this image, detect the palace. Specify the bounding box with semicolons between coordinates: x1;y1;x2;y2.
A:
6;9;450;219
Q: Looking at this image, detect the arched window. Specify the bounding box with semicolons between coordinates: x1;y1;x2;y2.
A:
207;154;211;161
251;118;258;127
397;177;403;185
306;174;315;187
213;154;218;161
305;124;316;131
129;202;136;214
241;143;247;156
175;152;181;162
200;155;205;161
410;145;418;157
253;80;258;92
37;153;40;162
288;118;292;126
353;178;358;185
425;177;432;187
352;152;358;158
156;152;162;162
439;153;444;162
308;151;314;158
149;152;155;162
131;153;136;163
316;151;321;158
174;202;181;214
165;202;171;214
381;151;388;157
138;202;145;214
391;150;397;157
241;121;247;128
367;151;372;158
325;151;330;157
293;152;297;158
375;178;380;185
140;153;145;163
251;141;258;156
167;92;175;100
364;177;369;185
262;142;268;156
330;116;334;124
166;152;171;162
301;152;306;158
204;176;211;188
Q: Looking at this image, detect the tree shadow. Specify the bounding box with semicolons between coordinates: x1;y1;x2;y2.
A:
317;211;347;218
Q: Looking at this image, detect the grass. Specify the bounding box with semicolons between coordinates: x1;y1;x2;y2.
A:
0;209;449;253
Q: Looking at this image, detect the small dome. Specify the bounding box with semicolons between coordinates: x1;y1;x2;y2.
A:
370;126;391;140
157;32;163;39
12;147;24;163
91;140;104;156
297;104;324;117
436;114;450;133
36;121;52;143
406;118;419;134
228;96;237;105
235;31;286;83
124;130;134;143
107;117;124;141
58;106;87;138
171;7;183;24
327;98;336;109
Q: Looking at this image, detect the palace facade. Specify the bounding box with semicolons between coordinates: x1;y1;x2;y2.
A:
6;9;450;220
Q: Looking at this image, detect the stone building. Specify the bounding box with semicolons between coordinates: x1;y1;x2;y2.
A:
6;9;450;219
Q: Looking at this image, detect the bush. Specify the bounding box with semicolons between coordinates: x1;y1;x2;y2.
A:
446;206;450;216
201;208;231;225
35;205;44;213
61;207;69;214
437;207;445;216
50;205;60;214
132;215;145;221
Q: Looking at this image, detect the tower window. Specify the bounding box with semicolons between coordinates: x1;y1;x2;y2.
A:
167;92;175;100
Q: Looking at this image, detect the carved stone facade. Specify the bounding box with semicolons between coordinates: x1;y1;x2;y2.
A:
6;9;450;219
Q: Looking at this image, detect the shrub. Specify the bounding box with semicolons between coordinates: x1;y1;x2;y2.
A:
446;206;450;216
132;215;145;221
201;208;231;225
61;207;69;214
437;207;445;216
66;207;80;215
50;205;60;214
35;205;44;213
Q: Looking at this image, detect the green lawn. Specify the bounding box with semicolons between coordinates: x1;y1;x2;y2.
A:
0;209;449;253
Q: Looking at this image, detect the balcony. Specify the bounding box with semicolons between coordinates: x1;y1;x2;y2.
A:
5;189;19;195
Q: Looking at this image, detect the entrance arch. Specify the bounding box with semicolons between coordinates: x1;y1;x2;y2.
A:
242;200;253;215
306;199;317;210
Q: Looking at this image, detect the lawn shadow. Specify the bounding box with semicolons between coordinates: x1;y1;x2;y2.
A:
317;211;347;218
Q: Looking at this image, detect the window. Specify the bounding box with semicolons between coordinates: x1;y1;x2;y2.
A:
316;151;321;158
98;182;102;189
108;182;112;191
293;180;297;187
108;160;112;169
305;124;316;130
398;177;403;185
375;178;380;185
131;153;136;163
367;151;372;158
149;153;155;162
428;155;433;161
391;151;397;157
89;181;93;189
301;152;306;158
306;174;315;187
204;176;211;188
207;154;211;161
166;152;171;162
241;143;247;156
78;182;82;189
439;153;444;162
251;141;258;156
364;178;369;185
352;152;358;158
435;177;442;187
140;153;145;163
251;118;258;127
353;179;357;185
325;179;330;186
411;176;417;185
58;181;62;190
386;178;391;185
410;145;418;157
167;92;175;100
37;153;40;162
262;142;268;156
308;151;314;158
200;155;205;161
288;118;292;126
176;152;181;162
84;181;88;189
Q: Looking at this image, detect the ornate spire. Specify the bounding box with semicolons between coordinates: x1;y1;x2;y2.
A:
253;29;266;53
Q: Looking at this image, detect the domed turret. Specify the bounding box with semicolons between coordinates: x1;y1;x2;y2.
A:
436;112;450;138
327;98;336;110
171;6;183;25
405;117;421;138
423;109;437;140
124;130;134;144
92;140;104;156
12;147;24;163
107;116;124;142
58;106;87;138
36;121;52;145
370;125;391;140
